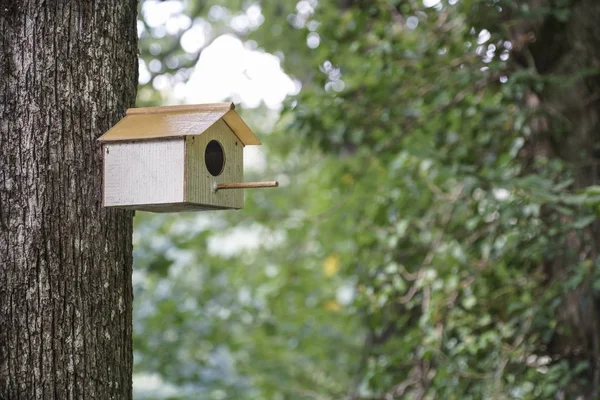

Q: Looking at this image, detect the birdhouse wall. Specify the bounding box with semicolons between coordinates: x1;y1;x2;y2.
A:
103;139;185;208
185;119;244;209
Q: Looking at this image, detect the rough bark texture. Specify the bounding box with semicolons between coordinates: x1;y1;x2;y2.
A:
0;2;138;399
514;0;600;396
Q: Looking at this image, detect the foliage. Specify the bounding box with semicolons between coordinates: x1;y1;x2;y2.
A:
134;0;600;398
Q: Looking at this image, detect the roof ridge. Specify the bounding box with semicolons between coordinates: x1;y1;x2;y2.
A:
126;102;234;116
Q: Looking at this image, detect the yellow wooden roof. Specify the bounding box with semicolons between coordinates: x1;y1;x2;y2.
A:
97;103;261;146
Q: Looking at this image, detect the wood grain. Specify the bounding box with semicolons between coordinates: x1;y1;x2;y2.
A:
103;139;185;207
98;110;226;142
185;119;244;209
222;110;262;145
98;107;261;146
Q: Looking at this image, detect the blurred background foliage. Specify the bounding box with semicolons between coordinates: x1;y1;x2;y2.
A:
133;0;600;398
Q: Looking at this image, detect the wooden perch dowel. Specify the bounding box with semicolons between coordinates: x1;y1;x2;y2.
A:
215;181;279;191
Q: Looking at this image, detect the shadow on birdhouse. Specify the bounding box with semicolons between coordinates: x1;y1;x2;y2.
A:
98;103;277;212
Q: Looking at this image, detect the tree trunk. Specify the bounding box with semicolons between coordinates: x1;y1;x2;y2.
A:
0;2;138;399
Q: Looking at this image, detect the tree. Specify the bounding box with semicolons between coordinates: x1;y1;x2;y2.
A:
0;2;138;399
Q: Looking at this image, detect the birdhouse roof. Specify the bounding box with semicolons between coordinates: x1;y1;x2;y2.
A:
97;102;261;146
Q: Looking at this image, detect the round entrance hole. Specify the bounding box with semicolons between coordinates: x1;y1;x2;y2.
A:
205;140;225;176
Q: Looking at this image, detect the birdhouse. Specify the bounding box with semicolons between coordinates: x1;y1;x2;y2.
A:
98;103;277;212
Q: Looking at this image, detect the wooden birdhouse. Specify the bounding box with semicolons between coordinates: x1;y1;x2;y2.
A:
98;103;277;212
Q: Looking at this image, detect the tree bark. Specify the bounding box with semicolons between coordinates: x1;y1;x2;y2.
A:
0;2;138;399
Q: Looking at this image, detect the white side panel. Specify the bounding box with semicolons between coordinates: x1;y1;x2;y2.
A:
103;139;185;207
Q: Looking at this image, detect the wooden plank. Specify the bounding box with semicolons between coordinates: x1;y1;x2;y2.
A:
185;119;244;209
222;110;262;146
98;108;262;146
98;110;227;142
105;202;235;213
126;102;234;115
103;139;185;207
